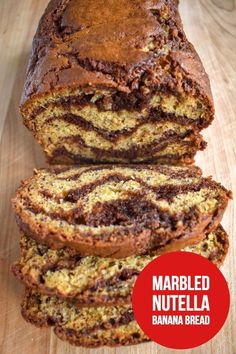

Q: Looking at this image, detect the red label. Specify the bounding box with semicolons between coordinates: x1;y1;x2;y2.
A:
132;252;230;349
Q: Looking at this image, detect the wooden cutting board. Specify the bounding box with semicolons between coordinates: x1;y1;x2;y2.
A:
0;0;235;353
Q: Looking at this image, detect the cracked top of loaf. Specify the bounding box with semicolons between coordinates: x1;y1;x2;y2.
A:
21;0;213;117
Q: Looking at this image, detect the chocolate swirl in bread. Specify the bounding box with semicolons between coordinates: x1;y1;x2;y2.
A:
20;0;213;164
12;165;231;258
21;290;148;347
12;226;229;306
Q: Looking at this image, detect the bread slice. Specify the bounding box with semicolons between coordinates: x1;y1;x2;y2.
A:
20;0;213;164
12;226;229;306
21;290;148;347
12;165;231;258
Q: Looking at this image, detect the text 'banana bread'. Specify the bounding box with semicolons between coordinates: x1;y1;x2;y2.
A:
12;165;231;258
20;0;214;164
12;226;229;306
22;290;148;347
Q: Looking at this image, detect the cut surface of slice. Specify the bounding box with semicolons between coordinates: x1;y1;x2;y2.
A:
12;165;231;258
12;226;229;306
21;290;148;347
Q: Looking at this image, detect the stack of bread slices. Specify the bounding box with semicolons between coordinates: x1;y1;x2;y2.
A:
12;165;231;347
12;0;232;348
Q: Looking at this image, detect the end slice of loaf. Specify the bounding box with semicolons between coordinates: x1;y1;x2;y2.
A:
20;0;213;164
21;290;148;347
12;226;229;306
12;165;231;258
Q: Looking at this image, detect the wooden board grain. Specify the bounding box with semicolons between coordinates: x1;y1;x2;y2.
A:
0;1;235;353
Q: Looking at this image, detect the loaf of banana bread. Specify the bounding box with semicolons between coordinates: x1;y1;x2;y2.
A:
12;165;231;258
22;290;148;347
20;0;214;164
12;226;229;306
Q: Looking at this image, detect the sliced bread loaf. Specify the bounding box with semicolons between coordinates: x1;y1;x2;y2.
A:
12;165;231;258
12;226;228;306
21;290;148;347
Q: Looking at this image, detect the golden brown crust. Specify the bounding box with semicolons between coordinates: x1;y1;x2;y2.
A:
20;0;213;108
